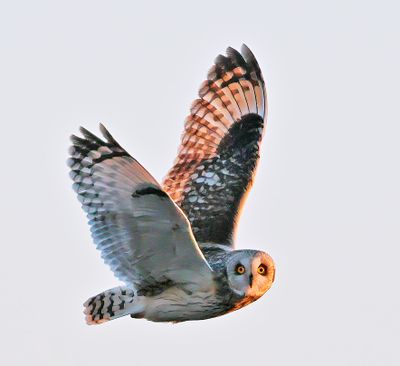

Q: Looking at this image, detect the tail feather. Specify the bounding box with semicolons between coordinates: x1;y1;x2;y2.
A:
83;286;141;325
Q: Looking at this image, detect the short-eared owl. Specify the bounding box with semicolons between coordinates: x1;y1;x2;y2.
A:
68;44;275;324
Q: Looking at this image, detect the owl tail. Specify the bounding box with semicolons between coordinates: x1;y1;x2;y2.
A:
83;286;144;325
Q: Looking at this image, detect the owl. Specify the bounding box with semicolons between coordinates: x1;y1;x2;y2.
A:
68;44;275;324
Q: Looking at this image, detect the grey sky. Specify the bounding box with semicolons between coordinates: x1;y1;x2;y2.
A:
1;1;399;365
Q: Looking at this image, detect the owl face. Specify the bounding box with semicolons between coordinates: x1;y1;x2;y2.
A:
226;250;275;299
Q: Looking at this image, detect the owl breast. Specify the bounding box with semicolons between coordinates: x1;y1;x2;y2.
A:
141;286;231;322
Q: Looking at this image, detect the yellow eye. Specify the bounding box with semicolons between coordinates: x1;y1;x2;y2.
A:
235;264;246;275
257;264;267;276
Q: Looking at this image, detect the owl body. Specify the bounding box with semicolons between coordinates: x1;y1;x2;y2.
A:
69;45;276;324
147;247;272;322
84;247;273;323
138;283;227;323
138;245;233;322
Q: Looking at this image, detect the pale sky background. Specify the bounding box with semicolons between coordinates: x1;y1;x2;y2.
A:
1;1;399;365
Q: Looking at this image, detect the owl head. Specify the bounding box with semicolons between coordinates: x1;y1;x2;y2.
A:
226;250;275;299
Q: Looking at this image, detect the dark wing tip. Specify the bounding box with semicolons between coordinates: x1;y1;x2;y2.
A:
99;123;121;147
207;44;264;85
226;46;247;69
69;123;124;157
70;134;87;146
69;134;77;143
240;44;264;84
79;126;105;145
240;44;254;59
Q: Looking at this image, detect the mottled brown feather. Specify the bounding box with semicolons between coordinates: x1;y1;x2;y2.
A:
163;45;267;246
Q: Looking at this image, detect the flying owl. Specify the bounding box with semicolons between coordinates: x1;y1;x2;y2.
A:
68;44;275;324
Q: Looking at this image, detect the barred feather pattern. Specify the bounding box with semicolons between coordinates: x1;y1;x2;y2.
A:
68;124;214;292
163;45;267;246
83;287;136;324
67;124;159;285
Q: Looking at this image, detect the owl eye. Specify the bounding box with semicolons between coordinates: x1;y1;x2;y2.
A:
235;264;246;275
257;264;267;276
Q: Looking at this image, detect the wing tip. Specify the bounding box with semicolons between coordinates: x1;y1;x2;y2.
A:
99;123;120;146
240;44;264;83
69;123;121;149
240;43;255;62
79;126;105;144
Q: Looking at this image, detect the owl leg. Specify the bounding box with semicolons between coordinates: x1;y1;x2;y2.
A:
83;286;144;325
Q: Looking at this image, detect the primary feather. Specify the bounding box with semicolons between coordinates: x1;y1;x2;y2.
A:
162;44;267;247
68;124;214;294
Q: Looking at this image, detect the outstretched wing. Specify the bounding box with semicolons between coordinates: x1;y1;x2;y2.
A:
162;45;266;247
68;125;214;293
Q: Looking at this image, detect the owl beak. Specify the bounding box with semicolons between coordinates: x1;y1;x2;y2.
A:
249;273;253;288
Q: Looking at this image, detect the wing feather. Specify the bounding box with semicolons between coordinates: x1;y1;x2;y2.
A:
68;125;214;292
163;45;266;247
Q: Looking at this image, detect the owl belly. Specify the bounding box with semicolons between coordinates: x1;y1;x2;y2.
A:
142;287;228;322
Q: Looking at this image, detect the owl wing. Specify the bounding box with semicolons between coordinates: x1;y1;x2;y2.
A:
162;45;266;248
68;125;214;293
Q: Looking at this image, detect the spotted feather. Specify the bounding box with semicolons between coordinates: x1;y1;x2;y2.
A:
163;45;266;247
